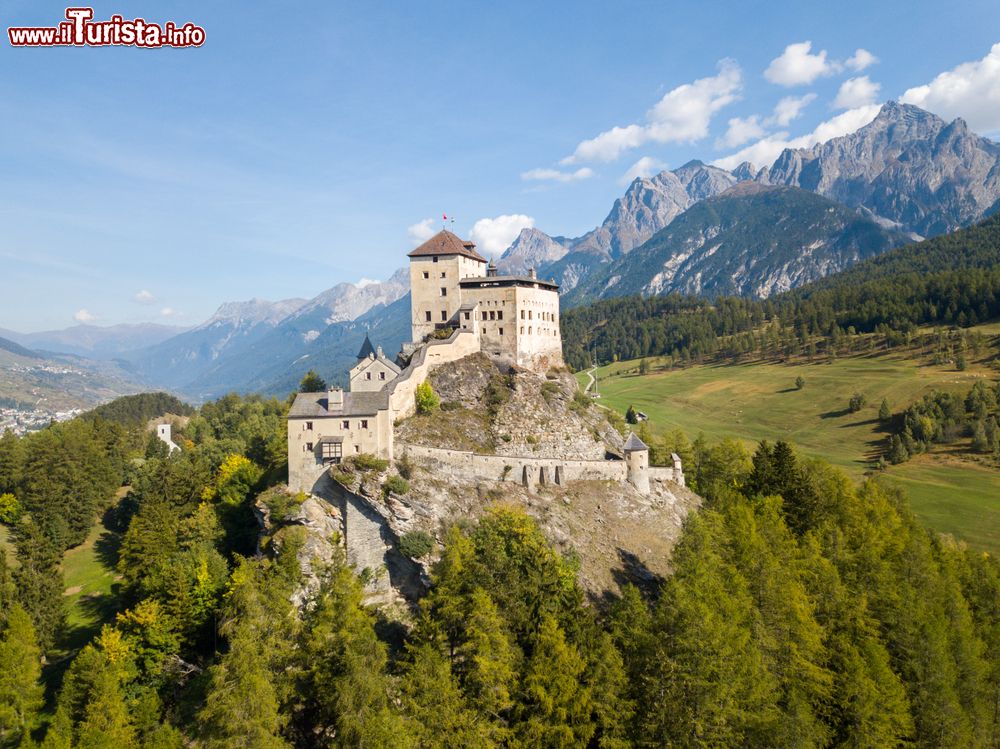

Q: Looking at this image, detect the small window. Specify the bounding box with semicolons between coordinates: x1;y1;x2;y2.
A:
440;271;446;278
425;311;432;322
341;420;349;429
305;442;313;452
441;310;447;321
528;326;532;334
499;327;504;335
440;287;447;297
497;311;503;320
529;310;533;320
361;419;369;429
464;311;470;320
482;311;488;320
379;371;386;380
520;326;524;334
355;445;361;453
365;372;372;380
304;421;313;431
489;311;495;320
432;256;438;263
520;310;525;319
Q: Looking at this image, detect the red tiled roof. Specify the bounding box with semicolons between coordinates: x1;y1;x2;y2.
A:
408;230;487;262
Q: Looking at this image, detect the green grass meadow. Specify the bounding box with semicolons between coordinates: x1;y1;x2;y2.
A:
579;352;999;553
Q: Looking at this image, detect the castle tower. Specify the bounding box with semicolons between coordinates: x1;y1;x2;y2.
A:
408;230;487;342
624;432;650;494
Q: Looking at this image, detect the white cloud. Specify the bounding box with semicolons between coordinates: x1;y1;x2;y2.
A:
620;156;668;184
834;76;881;109
770;94;817;125
73;309;96;323
713;103;882;170
561;59;742;164
133;289;156;304
716;116;766;149
845;48;878;72
901;42;1000;134
407;218;437;247
469;214;535;256
521;167;594;183
765;42;834;86
355;278;379;288
160;307;178;317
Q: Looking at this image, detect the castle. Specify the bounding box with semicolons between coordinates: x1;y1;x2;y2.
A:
286;230;679;496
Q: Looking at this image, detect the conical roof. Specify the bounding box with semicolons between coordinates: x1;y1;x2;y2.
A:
623;432;648;452
356;333;376;361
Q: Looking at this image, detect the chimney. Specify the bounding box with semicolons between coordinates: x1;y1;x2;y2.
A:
528;267;537;279
327;388;344;411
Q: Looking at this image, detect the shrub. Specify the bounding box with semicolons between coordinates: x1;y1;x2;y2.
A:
398;530;434;559
440;400;462;411
384;475;410;496
526;434;539;445
849;392;867;413
795;376;806;390
485;374;513;417
572;391;591;410
396;453;414;480
353;453;389;472
541;381;560;403
415;381;440;414
500;433;512;442
625;405;638;424
331;468;354;488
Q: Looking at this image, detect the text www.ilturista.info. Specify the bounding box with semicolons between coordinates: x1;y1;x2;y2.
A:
8;7;205;48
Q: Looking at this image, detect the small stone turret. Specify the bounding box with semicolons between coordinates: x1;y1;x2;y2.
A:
623;432;650;494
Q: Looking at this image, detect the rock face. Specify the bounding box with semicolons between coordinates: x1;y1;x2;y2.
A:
497;161;739;289
394;353;623;459
565;184;909;304
765;101;1000;237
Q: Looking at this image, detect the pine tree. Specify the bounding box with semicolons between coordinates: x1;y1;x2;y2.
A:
11;518;64;652
303;554;412;748
197;626;289;749
512;615;595;748
298;370;327;393
401;641;493;748
457;588;518;723
0;604;43;747
879;398;892;423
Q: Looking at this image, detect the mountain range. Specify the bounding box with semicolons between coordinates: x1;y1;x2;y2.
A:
4;102;998;403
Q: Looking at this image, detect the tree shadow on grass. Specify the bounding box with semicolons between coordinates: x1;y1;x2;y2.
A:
820;408;852;419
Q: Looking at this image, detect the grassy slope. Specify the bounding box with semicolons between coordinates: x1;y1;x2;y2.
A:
579;348;999;553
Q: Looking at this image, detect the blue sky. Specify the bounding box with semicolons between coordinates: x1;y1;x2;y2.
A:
2;0;999;332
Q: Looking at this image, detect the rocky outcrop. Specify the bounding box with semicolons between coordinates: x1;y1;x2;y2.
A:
565;185;909;304
766;101;1000;237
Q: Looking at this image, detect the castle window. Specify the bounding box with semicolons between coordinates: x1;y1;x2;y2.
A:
360;419;369;429
341;420;349;429
520;310;525;319
305;442;313;452
482;311;488;320
440;272;446;278
365;372;372;380
379;371;386;380
422;272;429;279
489;311;495;320
499;327;504;335
432;256;438;263
529;310;533;320
441;310;447;321
529;326;532;334
497;311;503;320
425;311;432;322
305;421;313;430
321;442;342;464
440;287;447;297
520;326;524;334
464;312;470;320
